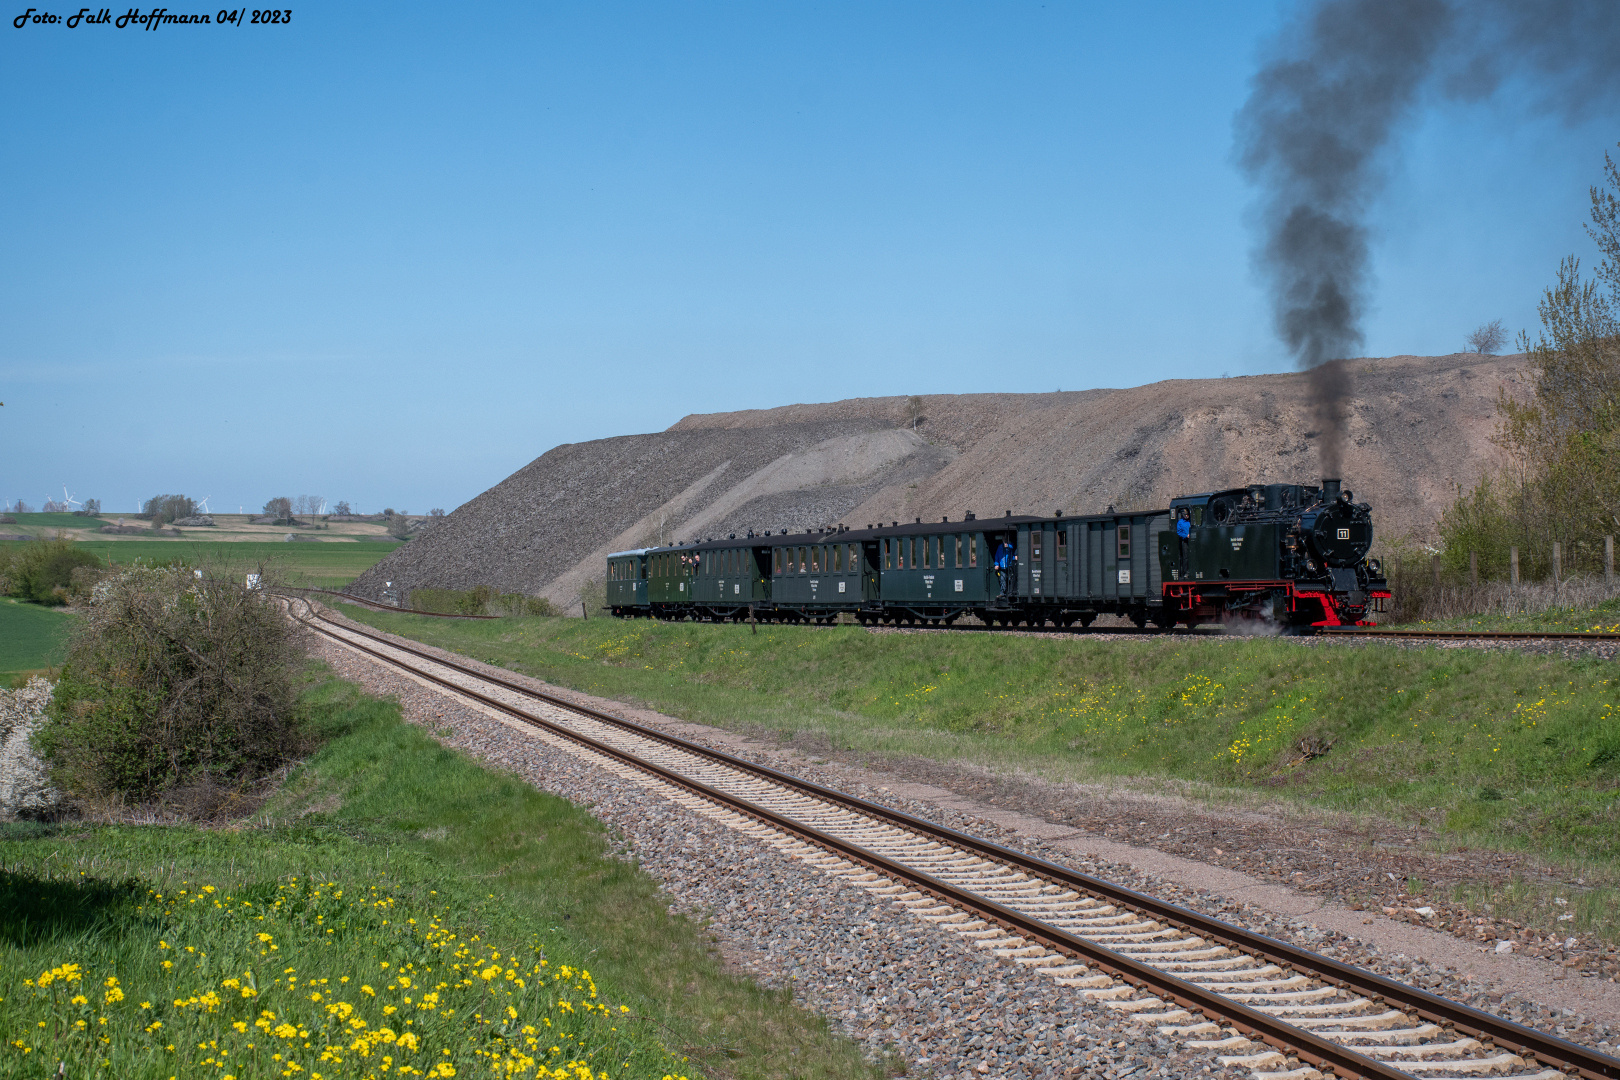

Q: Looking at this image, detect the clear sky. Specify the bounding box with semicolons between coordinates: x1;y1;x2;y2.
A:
2;1;1613;515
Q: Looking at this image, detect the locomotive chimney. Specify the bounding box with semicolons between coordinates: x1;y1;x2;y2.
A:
1321;478;1342;503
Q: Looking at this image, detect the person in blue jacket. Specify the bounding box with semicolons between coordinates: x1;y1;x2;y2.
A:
1176;509;1192;581
994;539;1014;597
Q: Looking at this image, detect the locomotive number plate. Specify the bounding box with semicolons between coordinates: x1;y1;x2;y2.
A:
1337;528;1350;540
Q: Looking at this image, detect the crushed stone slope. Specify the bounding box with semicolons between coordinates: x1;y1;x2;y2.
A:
350;352;1525;605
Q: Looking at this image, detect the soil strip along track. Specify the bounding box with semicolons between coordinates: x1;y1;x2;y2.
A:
292;598;1618;1080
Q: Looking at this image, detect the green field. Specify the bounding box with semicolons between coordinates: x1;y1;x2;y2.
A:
0;597;75;682
0;668;878;1080
2;512;112;531
337;606;1620;933
0;539;400;590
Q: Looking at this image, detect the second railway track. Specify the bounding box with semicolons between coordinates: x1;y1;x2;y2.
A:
293;598;1620;1080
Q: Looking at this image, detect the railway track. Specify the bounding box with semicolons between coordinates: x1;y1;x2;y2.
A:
313;585;1618;641
293;598;1619;1080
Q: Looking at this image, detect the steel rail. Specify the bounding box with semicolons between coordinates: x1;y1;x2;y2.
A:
300;599;1620;1080
290;586;500;619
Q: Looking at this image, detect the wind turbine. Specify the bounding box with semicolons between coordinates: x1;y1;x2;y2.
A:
197;496;212;514
61;485;82;511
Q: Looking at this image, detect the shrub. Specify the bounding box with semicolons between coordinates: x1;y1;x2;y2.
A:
0;534;103;605
36;565;305;800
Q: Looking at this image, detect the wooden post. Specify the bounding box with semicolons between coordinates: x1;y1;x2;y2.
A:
1469;550;1478;587
750;604;757;635
1607;535;1614;584
1510;547;1519;586
1553;541;1563;606
1431;554;1442;585
581;600;588;619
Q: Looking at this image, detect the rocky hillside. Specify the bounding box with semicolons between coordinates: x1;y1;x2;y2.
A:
349;352;1524;608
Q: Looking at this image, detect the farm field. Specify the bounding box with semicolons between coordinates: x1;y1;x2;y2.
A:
337;606;1620;934
0;538;400;590
0;668;878;1080
0;597;75;683
2;511;401;544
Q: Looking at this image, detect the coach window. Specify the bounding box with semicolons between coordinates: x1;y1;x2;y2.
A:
832;544;842;572
796;546;806;573
1118;525;1131;560
897;539;906;570
1057;531;1068;563
936;536;944;567
849;543;859;572
921;536;931;568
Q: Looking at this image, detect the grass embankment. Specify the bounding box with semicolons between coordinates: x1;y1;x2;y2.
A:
0;597;75;684
0;669;880;1080
339;608;1620;924
1402;594;1620;635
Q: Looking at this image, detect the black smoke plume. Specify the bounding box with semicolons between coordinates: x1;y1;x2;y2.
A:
1236;0;1620;479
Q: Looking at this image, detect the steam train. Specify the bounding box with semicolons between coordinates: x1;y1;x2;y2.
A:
605;478;1389;631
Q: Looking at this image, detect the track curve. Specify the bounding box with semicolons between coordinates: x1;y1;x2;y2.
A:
292;596;1620;1080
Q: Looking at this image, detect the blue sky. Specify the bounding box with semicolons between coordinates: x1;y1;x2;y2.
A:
2;2;1613;515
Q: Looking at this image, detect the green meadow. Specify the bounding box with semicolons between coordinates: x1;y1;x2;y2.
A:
0;538;399;590
0;668;879;1080
0;597;76;684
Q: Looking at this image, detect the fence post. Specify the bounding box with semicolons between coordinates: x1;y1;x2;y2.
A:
1608;535;1614;584
1553;541;1562;605
1469;550;1478;587
1431;554;1442;585
1510;547;1519;586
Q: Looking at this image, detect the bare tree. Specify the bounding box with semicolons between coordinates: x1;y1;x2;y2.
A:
332;500;353;516
906;395;924;431
1466;319;1506;355
262;496;293;522
429;507;445;517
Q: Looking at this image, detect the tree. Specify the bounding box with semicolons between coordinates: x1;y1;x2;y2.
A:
262;496;293;522
12;500;34;514
387;514;412;540
332;500;352;516
77;498;101;516
429;507;445;518
1490;142;1620;551
905;395;924;431
1466;319;1506;354
143;494;197;525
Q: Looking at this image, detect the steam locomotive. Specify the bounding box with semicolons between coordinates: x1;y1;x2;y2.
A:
605;477;1388;631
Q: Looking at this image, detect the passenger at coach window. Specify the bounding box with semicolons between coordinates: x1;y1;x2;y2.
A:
1176;509;1192;580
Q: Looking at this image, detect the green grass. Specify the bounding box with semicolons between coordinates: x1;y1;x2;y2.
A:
0;668;879;1080
0;597;75;683
336;608;1620;923
3;512;111;530
65;540;398;590
1398;596;1620;635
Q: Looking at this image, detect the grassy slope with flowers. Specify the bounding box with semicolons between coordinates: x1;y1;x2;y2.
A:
0;669;882;1080
336;608;1620;912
